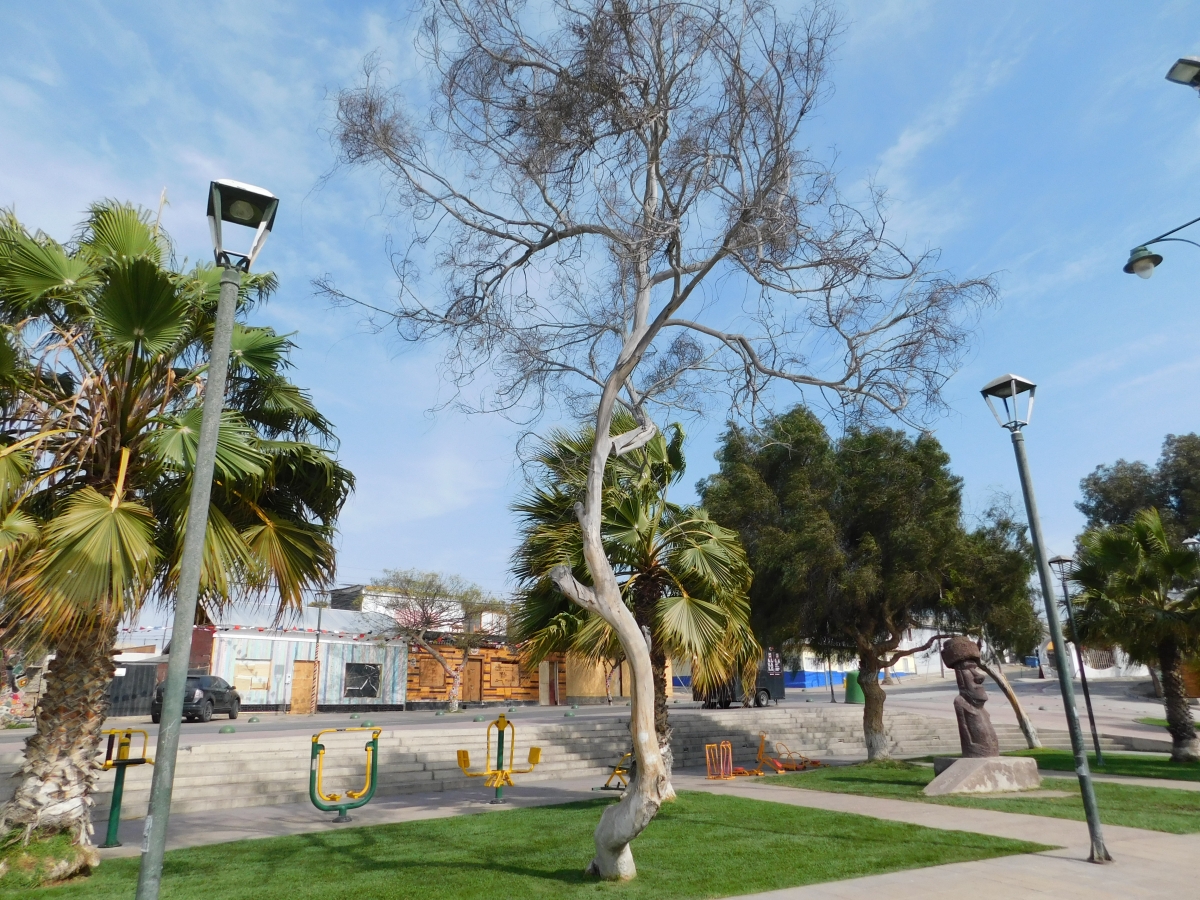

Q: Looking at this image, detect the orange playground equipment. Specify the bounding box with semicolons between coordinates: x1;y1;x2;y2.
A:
704;741;762;779
756;732;823;772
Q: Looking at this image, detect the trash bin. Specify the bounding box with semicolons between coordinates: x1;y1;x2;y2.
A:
844;671;864;704
1023;656;1039;668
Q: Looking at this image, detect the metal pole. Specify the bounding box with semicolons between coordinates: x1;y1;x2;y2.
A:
136;265;240;899
1010;430;1112;862
1059;569;1105;766
494;723;506;803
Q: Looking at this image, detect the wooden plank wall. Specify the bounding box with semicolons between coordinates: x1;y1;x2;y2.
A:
405;645;565;704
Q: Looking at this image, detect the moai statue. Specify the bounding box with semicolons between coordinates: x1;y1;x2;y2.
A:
941;636;1000;758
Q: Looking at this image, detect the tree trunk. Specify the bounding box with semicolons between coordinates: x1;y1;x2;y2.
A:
1158;639;1200;763
448;665;464;713
0;621;115;871
977;659;1041;749
1149;665;1163;698
858;655;890;760
549;373;673;879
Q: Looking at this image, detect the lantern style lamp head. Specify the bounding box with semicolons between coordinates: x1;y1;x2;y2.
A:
1123;245;1163;278
1184;536;1200;553
1048;554;1074;578
1166;56;1200;92
207;180;278;271
981;373;1036;432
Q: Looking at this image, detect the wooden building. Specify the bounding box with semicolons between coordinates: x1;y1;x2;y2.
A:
405;642;566;708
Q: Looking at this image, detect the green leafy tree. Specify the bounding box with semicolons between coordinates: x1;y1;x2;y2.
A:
512;414;759;754
1079;434;1200;539
944;504;1044;748
1072;508;1200;762
0;204;352;864
702;406;962;760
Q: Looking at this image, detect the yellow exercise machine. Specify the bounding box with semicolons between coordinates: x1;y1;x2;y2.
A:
593;750;633;791
309;727;383;822
456;713;541;803
756;732;823;773
100;729;153;848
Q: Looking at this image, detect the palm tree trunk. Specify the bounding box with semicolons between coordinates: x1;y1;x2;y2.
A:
858;654;890;760
1158;639;1200;763
0;620;115;869
977;659;1041;749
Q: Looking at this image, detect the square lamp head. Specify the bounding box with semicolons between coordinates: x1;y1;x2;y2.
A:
207;180;278;271
981;373;1036;431
1166;57;1200;90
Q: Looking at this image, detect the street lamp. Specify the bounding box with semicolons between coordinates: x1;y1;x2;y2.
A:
136;180;278;900
981;374;1112;863
1048;554;1105;767
1166;56;1200;93
1120;57;1200;277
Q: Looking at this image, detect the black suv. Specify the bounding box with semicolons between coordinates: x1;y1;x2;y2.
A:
151;676;240;723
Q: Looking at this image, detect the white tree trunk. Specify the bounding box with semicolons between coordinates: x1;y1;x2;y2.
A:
549;312;674;878
448;664;465;713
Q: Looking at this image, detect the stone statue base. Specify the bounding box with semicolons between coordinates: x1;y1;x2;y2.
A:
923;757;1041;796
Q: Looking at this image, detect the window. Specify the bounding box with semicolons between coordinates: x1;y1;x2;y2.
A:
419;658;445;689
492;661;520;688
233;660;272;693
344;663;381;698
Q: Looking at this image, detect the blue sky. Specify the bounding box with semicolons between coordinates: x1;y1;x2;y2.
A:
4;1;1200;595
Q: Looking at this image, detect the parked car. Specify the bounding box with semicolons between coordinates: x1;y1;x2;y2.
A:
694;648;785;708
151;676;240;723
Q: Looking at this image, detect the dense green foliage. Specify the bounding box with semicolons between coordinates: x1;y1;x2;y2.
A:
943;505;1044;659
0;793;1046;899
772;761;1200;833
511;415;758;735
700;407;962;673
1072;509;1200;760
1078;433;1200;539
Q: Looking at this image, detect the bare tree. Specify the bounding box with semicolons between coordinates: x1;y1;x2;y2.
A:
370;569;506;712
325;0;994;879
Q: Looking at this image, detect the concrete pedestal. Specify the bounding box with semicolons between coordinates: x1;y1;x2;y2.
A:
922;756;1041;796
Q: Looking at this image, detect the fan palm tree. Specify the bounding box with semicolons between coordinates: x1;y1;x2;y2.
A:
1072;508;1200;762
512;414;759;751
0;204;352;857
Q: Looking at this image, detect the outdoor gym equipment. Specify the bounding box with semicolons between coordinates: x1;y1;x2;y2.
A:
593;750;633;791
99;729;153;848
704;740;761;779
456;713;541;803
756;732;822;773
309;726;382;822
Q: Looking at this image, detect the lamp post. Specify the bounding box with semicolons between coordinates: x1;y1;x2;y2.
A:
981;374;1111;863
136;181;278;900
1166;56;1200;94
1119;58;1200;278
1048;554;1105;767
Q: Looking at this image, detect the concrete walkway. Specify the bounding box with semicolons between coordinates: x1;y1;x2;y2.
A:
94;771;1197;899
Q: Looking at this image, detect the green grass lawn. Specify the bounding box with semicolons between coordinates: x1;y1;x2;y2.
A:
3;792;1047;899
1005;748;1200;782
769;761;1200;833
1135;716;1200;731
